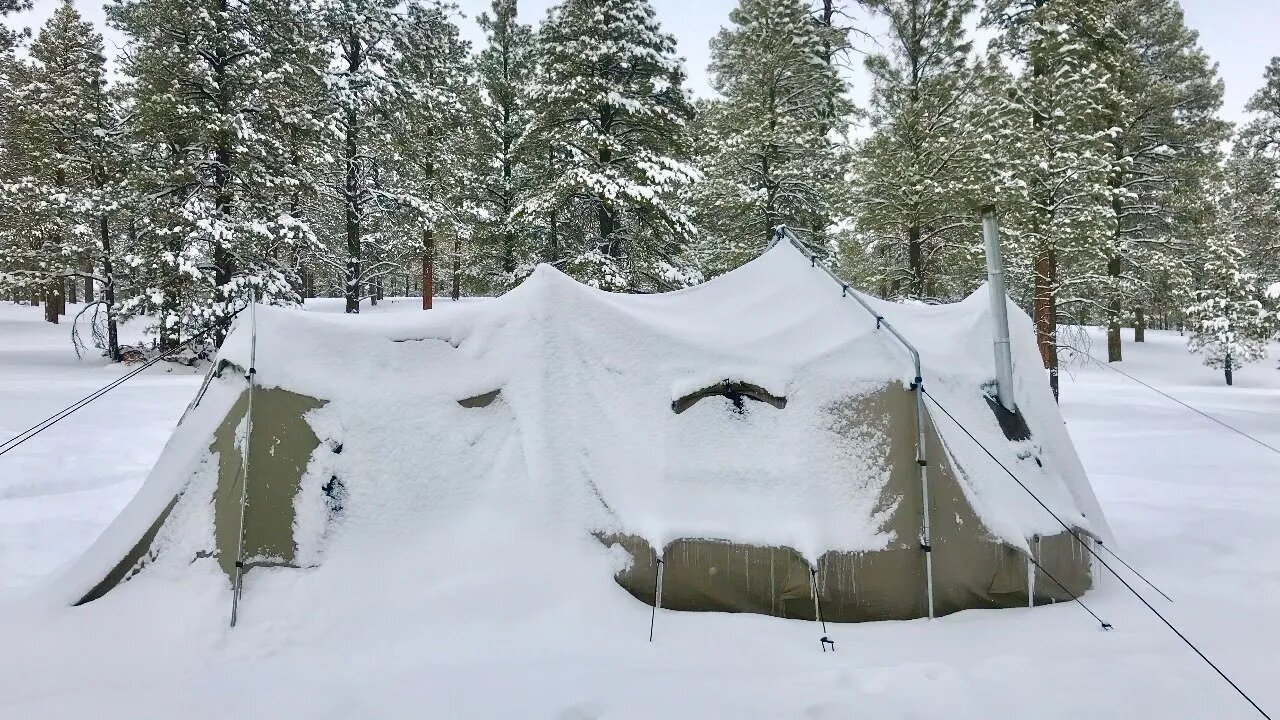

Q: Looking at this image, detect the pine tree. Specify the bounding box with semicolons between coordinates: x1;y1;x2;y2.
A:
983;0;1128;398
1185;222;1272;386
1099;0;1228;361
1231;57;1280;291
309;0;466;312
108;0;317;344
528;0;699;290
0;2;105;325
462;0;542;293
853;0;984;300
693;0;851;276
393;1;472;305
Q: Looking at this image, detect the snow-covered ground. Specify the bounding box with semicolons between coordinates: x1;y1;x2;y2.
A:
0;299;1277;719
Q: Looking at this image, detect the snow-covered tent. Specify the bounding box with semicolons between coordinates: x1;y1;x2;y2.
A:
49;240;1111;625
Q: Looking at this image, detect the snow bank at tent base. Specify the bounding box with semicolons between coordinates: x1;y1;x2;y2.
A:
0;529;1274;720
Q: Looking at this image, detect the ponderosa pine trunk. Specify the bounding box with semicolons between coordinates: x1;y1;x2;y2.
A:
1034;248;1058;399
1107;256;1122;362
451;233;461;301
422;227;434;310
1224;352;1233;386
1030;43;1058;400
598;108;619;259
907;224;924;297
548;207;559;264
343;32;363;315
100;214;119;361
1134;307;1146;342
210;1;236;345
44;285;62;324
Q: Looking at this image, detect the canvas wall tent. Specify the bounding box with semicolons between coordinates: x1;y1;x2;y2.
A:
45;240;1111;626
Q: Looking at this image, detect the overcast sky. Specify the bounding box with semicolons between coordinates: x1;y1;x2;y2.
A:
8;0;1277;128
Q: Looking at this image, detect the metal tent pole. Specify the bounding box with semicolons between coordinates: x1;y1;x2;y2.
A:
648;557;664;642
770;227;935;619
229;297;259;628
1027;535;1039;609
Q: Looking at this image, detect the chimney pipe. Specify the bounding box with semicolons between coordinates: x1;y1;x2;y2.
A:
982;206;1016;413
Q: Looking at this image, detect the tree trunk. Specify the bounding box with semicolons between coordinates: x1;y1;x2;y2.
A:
67;275;78;305
1106;257;1121;362
907;224;924;297
548;207;559;264
100;214;120;361
1225;353;1233;386
44;286;62;324
599;203;616;259
597;118;618;259
211;11;236;345
83;264;93;303
451;233;461;301
422;227;434;310
29;288;39;306
1134;307;1145;342
343;32;362;315
1033;248;1058;400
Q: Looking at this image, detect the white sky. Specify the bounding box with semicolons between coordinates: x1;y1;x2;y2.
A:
8;0;1277;128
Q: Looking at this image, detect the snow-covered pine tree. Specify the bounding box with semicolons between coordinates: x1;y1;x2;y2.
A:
462;0;542;293
1185;221;1272;386
527;0;699;291
1231;57;1280;295
108;0;316;344
0;2;105;325
983;0;1128;398
310;0;464;312
391;1;473;304
853;0;985;300
81;68;131;362
1099;0;1229;361
693;0;851;276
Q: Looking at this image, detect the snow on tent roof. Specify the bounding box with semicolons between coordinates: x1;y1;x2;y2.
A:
39;241;1111;622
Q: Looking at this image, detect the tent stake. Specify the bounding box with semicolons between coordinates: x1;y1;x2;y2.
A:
648;557;664;642
229;297;259;628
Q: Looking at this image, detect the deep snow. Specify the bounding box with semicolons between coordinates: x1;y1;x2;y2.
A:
0;294;1277;719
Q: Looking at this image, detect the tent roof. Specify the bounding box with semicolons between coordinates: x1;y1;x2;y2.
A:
224;241;1109;546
